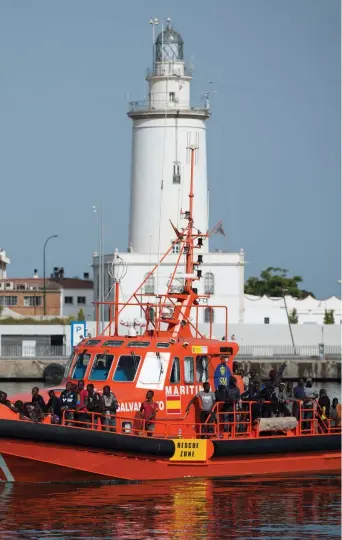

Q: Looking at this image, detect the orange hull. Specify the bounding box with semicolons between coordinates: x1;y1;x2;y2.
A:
0;439;340;483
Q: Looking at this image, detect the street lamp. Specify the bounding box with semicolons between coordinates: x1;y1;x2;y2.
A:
43;235;58;316
283;288;296;355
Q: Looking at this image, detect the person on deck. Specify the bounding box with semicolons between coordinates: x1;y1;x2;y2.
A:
318;389;330;433
76;380;89;426
86;384;103;428
214;356;231;390
101;385;118;432
330;398;341;428
285;381;295;416
59;382;78;425
215;384;230;433
47;389;61;423
242;380;263;421
302;378;318;432
31;387;47;414
0;391;12;409
186;382;216;436
140;390;159;436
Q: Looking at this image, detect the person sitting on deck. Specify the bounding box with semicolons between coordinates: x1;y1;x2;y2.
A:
140;390;159;436
0;391;12;410
23;402;41;422
214;356;231;390
47;390;61;423
31;386;47;414
186;382;216;436
86;384;103;428
101;385;118;432
59;382;78;425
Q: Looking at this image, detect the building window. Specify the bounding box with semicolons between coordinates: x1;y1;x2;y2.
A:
145;274;155;295
65;296;73;305
24;296;42;307
204;307;215;323
172;244;179;254
173;162;181;184
0;296;18;306
77;296;86;305
264;317;270;324
204;272;214;294
169;91;176;102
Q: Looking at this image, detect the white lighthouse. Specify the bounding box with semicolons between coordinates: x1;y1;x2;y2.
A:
128;18;210;254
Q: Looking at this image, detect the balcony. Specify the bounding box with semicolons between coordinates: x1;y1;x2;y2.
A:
146;66;193;78
128;99;209;114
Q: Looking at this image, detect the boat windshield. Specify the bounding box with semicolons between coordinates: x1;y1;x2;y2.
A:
72;352;91;379
113;354;141;382
89;354;114;381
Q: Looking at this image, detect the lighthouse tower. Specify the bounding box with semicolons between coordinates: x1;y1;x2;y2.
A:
127;19;210;254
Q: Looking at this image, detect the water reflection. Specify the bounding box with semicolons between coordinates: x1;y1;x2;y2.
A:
0;476;340;539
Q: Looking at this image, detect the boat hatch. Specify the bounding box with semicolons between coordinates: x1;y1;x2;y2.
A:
89;354;114;381
113;354;141;381
72;352;91;379
102;340;124;347
156;342;170;348
127;341;150;348
85;339;102;346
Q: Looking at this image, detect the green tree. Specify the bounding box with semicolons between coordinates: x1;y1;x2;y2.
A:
0;305;3;316
288;308;299;324
77;308;85;321
323;309;335;324
244;267;315;298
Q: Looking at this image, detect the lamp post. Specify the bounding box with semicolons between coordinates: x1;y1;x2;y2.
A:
93;200;104;332
283;288;296;355
43;235;58;316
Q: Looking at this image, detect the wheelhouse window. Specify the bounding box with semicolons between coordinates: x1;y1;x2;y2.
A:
204;272;214;294
72;352;91;379
157;342;170;348
204;307;215;323
127;341;150;348
113;354;141;382
184;356;194;383
170;357;180;383
196;356;209;383
85;339;102;346
103;340;124;347
89;354;114;381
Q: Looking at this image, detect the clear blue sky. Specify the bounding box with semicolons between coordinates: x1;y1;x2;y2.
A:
0;0;340;299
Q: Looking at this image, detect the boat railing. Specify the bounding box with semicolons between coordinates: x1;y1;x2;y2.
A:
94;298;228;339
59;400;341;439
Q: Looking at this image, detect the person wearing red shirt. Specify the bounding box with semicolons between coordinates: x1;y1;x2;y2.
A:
140;391;159;436
76;380;89;426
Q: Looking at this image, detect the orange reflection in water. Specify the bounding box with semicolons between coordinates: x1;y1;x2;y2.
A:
0;476;340;539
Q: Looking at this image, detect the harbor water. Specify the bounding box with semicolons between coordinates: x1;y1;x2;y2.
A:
0;382;340;539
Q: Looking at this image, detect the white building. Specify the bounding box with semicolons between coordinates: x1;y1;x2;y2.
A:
93;18;341;330
0;249;10;279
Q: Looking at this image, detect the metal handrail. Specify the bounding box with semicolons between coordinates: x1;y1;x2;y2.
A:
128;100;209;113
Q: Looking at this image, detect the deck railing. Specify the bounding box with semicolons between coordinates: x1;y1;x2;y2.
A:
57;400;341;440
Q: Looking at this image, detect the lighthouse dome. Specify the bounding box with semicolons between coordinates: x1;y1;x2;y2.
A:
155;22;184;62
